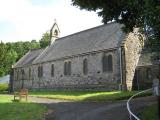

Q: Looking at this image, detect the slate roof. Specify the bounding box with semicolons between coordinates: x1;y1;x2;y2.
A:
33;22;125;64
137;52;153;67
13;48;44;68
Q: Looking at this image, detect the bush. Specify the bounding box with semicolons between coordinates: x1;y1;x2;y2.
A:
0;83;8;91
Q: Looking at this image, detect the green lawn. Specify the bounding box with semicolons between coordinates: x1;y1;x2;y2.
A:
0;83;8;92
140;104;159;120
0;94;47;120
0;91;152;120
30;90;151;101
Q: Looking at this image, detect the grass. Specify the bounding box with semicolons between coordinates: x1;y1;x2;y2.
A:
0;94;47;120
0;83;8;91
30;90;151;102
0;91;151;120
140;104;159;120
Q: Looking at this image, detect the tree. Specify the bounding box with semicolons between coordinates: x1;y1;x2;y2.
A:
0;42;7;76
72;0;160;51
0;40;40;77
4;49;17;74
0;42;18;76
6;41;40;62
31;39;40;49
39;32;50;48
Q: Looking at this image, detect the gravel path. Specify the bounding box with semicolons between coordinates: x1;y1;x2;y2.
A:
29;96;157;120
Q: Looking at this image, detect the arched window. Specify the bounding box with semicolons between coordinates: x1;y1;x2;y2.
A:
41;66;43;77
68;61;71;75
29;68;31;79
51;64;54;77
16;70;19;80
108;54;113;72
64;62;67;75
38;66;43;78
64;61;71;76
38;66;40;77
21;69;25;75
83;58;88;75
21;69;25;79
21;69;25;88
102;55;108;72
17;70;20;80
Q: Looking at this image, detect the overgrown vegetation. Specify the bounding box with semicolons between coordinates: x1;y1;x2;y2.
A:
140;104;159;120
30;90;151;102
0;94;47;120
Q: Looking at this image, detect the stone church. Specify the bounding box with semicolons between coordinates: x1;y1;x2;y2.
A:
11;22;158;91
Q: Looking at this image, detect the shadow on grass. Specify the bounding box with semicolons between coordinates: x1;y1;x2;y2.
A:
12;99;20;102
0;91;9;94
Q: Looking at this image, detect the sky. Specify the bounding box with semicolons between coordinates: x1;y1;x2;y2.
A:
0;0;102;43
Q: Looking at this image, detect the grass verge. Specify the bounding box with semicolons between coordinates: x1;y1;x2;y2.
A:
30;90;151;102
0;83;8;91
0;94;47;120
139;104;159;120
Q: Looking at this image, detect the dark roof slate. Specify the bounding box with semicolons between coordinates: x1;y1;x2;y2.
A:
33;23;125;64
13;48;44;68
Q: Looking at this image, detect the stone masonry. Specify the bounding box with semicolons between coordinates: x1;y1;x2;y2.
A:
12;22;145;91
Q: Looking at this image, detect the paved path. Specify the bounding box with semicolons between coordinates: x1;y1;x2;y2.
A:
29;96;157;120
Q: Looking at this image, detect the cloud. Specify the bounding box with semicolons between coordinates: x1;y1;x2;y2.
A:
0;0;102;42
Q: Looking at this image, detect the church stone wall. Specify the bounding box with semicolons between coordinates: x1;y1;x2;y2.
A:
13;66;33;90
13;49;121;91
124;31;143;90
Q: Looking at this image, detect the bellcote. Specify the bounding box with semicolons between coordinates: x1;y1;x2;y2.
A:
50;21;60;44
